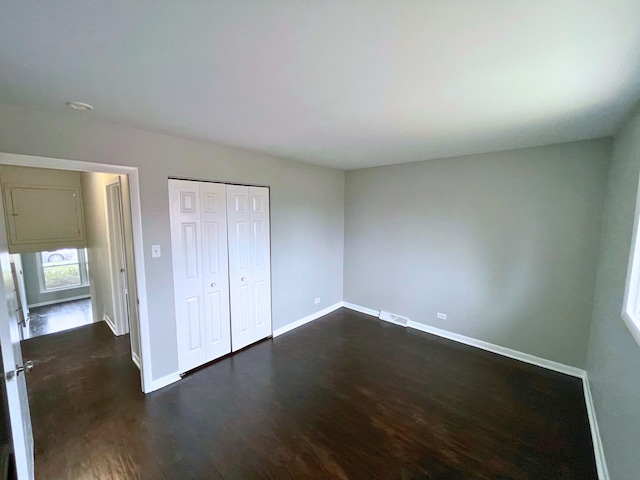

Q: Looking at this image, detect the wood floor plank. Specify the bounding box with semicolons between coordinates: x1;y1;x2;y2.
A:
21;308;597;479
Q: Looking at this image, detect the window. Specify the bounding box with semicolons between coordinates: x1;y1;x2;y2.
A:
623;190;640;347
37;248;89;292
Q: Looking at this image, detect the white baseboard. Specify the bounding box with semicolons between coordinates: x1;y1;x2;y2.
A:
341;302;584;377
27;294;91;309
406;320;586;378
342;302;379;317
131;351;141;370
103;313;117;336
582;376;610;480
149;372;181;392
273;302;343;337
147;302;343;390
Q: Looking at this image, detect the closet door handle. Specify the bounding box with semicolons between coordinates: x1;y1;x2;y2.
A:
241;277;247;282
210;282;216;287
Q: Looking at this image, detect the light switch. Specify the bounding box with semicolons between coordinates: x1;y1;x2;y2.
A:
151;245;161;258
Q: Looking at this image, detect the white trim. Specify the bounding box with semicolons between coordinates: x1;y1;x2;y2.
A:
406;320;585;378
127;168;154;393
104;176;129;336
131;351;141;370
88;283;100;323
103;313;117;336
27;294;90;309
342;302;379;317
0;153;136;174
341;302;584;377
273;302;343;337
621;170;640;347
0;152;154;393
621;310;640;347
583;376;610;480
150;372;181;391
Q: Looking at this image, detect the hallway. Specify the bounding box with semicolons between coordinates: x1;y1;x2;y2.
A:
24;299;92;340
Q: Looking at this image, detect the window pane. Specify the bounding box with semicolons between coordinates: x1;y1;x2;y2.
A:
41;249;79;267
43;264;81;289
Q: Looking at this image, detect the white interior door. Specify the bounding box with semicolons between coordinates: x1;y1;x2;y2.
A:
169;180;232;373
0;250;34;479
170;180;206;372
227;185;272;351
200;182;232;362
105;177;129;336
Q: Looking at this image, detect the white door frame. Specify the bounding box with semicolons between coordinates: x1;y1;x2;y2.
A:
11;254;29;318
104;176;129;336
0;152;153;393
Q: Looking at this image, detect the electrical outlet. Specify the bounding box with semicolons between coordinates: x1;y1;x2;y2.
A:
314;298;320;304
437;312;447;320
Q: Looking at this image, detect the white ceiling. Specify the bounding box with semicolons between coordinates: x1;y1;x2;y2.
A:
1;1;640;170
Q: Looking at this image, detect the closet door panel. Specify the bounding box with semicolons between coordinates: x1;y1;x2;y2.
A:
227;185;272;351
249;187;272;341
200;182;232;361
227;185;254;351
169;180;207;372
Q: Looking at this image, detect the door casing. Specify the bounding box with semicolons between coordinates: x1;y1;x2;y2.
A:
104;176;130;336
0;152;153;393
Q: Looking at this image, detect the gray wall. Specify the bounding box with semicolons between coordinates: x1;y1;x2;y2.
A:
80;172;142;362
0;104;345;381
79;172;116;326
21;252;89;307
344;139;611;368
586;107;640;479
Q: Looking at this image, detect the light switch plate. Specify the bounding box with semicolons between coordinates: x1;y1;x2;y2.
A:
151;244;161;258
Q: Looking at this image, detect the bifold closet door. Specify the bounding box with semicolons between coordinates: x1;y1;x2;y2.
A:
169;180;231;373
227;185;272;351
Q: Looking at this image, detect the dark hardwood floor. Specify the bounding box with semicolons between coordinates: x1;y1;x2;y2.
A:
25;299;92;340
21;308;597;479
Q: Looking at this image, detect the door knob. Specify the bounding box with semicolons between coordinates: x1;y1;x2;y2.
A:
210;282;216;287
16;361;34;376
241;277;247;281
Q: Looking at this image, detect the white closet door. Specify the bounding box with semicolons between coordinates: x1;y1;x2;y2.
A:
170;180;232;373
227;185;272;351
169;180;206;372
199;182;232;362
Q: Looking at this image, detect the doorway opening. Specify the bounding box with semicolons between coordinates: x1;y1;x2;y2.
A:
0;154;154;478
0;153;152;390
1;165;140;365
13;247;92;340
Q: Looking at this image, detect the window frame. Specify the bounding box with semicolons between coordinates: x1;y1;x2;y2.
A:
622;180;640;347
36;248;89;293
